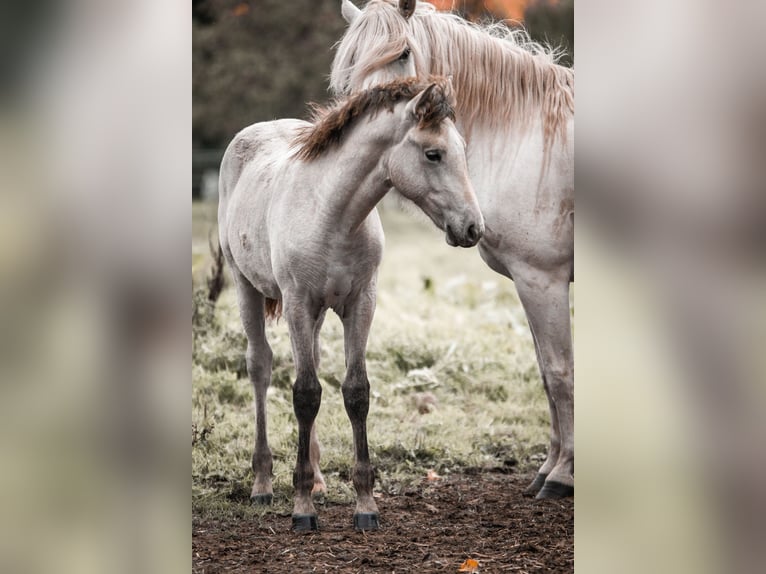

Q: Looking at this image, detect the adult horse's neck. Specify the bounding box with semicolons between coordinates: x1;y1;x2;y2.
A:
411;11;574;147
309;107;403;235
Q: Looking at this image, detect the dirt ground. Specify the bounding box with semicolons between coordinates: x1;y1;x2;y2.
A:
192;472;573;573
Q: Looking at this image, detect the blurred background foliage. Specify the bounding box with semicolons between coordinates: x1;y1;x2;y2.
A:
192;0;573;195
193;0;347;149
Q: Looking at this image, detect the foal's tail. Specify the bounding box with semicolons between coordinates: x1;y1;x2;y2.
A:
264;298;282;322
206;232;225;304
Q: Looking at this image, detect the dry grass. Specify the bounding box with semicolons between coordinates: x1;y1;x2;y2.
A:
192;200;552;519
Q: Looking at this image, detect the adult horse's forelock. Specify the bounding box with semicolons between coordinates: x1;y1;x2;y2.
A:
331;1;422;96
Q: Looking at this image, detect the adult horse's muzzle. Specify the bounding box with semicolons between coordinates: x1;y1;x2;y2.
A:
446;220;484;248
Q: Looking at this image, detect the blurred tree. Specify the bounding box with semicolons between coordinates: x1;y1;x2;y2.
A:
193;0;346;149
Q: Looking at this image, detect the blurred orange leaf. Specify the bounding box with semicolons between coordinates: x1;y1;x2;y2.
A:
458;558;480;572
232;3;249;17
426;469;441;481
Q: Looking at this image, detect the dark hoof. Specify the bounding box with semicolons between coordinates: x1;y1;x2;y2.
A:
353;513;379;531
292;514;319;532
536;480;574;500
250;493;273;506
522;473;548;497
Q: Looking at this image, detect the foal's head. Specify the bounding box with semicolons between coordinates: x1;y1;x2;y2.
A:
294;77;483;247
387;79;483;247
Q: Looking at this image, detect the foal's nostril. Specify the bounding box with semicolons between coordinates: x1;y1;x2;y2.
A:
466;223;479;243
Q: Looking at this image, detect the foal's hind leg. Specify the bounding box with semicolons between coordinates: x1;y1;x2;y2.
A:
231;272;274;504
514;265;574;499
284;297;323;531
341;286;379;530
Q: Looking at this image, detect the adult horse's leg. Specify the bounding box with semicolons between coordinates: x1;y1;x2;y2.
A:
284;296;323;531
310;311;327;497
341;287;379;530
523;330;561;497
514;265;574;499
231;271;274;504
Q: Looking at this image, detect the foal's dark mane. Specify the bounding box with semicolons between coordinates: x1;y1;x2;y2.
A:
293;77;455;161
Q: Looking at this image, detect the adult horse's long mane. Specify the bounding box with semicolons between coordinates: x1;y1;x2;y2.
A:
331;0;574;145
293;77;455;161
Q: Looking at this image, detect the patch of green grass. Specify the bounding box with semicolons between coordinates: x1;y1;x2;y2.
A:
192;201;563;519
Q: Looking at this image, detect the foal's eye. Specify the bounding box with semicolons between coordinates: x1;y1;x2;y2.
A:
424;149;442;162
398;47;411;61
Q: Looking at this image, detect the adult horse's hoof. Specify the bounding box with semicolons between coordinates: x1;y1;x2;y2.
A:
353;512;379;531
292;514;319;532
536;481;574;500
250;493;273;506
522;473;548;497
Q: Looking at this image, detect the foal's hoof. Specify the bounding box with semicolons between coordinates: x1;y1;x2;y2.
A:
536;480;574;500
292;514;319;532
250;493;273;506
522;473;548;497
353;512;379;531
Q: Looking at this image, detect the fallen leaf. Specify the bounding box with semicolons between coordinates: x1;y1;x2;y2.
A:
426;469;441;481
458;558;480;572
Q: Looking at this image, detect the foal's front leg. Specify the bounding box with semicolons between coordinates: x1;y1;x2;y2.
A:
284;299;323;531
309;311;328;497
341;287;379;530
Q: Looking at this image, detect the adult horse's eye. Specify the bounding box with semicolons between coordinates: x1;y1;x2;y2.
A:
398;47;411;61
424;149;442;162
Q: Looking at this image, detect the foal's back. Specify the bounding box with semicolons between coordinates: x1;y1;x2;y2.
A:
219;119;307;223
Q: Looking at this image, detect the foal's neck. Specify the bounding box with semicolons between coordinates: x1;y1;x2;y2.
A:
317;111;402;234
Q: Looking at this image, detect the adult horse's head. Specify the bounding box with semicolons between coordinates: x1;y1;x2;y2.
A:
333;0;424;95
387;78;482;247
334;1;574;146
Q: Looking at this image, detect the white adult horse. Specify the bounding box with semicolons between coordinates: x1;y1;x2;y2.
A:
333;0;574;499
218;78;483;531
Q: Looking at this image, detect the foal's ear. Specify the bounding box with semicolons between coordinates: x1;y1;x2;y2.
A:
341;0;361;24
443;76;455;102
404;82;437;122
399;0;417;20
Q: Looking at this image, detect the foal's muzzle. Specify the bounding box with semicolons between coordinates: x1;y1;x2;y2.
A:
446;221;483;248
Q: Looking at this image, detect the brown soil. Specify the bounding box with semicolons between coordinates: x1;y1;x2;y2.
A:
193;472;573;573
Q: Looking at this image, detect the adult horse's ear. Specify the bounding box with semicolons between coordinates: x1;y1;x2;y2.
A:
404;82;437;122
399;0;417;20
341;0;362;24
